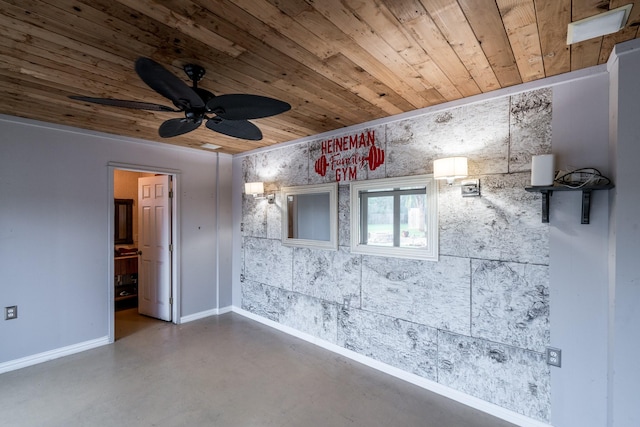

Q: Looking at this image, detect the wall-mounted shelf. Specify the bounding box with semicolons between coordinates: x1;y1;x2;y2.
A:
525;184;614;224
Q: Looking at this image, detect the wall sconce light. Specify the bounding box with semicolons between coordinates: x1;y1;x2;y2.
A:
244;182;276;204
244;182;265;198
433;157;480;197
434;157;468;184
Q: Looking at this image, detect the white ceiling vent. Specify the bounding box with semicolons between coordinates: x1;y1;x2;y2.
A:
567;4;633;44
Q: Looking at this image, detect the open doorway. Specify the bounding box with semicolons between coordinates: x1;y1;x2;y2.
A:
109;165;179;341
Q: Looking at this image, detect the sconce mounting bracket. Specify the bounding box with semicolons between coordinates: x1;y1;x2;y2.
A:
461;179;480;197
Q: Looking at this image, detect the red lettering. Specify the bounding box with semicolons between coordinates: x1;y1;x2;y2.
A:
348;166;357;180
323;131;375;155
336;166;358;182
350;134;358;150
367;130;375;146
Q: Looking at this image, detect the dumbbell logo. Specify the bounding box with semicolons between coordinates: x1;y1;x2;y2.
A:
314;145;385;177
315;155;329;177
367;146;384;171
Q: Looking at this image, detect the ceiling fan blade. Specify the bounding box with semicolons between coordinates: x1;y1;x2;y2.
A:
206;94;291;120
206;118;263;140
69;96;178;112
159;118;201;138
135;57;205;110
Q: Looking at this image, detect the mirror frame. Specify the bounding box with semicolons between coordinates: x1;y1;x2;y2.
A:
114;198;134;245
281;182;338;251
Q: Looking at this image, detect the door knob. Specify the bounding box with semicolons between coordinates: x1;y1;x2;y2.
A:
137;250;142;255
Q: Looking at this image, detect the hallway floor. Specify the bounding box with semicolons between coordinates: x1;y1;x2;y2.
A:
0;312;517;426
114;306;162;340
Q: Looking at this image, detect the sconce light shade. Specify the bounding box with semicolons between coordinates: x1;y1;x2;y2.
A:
433;157;468;183
244;181;264;196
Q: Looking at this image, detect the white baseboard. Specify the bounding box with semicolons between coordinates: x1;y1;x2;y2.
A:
232;307;550;427
0;336;110;375
1;306;235;374
180;305;233;324
180;308;218;324
218;305;233;315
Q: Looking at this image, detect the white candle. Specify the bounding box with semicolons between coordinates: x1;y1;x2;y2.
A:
531;154;555;186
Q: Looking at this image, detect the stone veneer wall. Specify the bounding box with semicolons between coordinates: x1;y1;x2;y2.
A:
240;88;552;422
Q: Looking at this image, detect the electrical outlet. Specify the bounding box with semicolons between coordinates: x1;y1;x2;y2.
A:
546;347;561;367
5;305;18;320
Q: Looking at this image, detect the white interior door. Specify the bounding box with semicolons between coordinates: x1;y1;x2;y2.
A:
138;175;172;321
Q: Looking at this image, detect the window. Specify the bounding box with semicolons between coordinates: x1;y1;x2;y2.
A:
281;183;338;250
350;175;438;260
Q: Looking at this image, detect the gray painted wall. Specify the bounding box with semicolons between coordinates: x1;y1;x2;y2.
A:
0;117;222;363
239;88;553;422
217;154;234;309
550;71;610;427
607;39;640;427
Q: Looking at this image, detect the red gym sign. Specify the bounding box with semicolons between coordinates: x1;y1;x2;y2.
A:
313;130;385;182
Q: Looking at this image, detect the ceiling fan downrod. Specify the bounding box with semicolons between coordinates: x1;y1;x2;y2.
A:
183;64;206;87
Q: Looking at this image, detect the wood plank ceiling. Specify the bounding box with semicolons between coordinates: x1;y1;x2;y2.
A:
1;0;638;154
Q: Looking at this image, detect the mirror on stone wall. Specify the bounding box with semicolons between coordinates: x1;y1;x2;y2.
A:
281;183;338;250
114;198;134;244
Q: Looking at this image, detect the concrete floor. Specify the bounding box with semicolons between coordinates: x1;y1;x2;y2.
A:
0;310;517;426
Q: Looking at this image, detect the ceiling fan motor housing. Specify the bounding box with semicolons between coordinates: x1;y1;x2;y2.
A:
183;63;206;83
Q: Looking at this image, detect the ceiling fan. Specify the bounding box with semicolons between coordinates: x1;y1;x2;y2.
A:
69;57;291;140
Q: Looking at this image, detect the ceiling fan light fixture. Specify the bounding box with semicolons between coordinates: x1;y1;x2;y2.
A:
567;4;633;45
69;57;290;141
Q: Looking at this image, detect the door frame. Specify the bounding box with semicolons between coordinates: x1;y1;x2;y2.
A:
107;162;181;343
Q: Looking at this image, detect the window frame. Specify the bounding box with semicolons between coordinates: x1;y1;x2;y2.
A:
350;175;438;261
281;182;338;251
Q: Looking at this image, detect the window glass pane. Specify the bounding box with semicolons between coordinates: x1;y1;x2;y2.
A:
399;194;427;248
281;183;338;251
350;175;438;261
287;193;331;241
366;195;394;246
